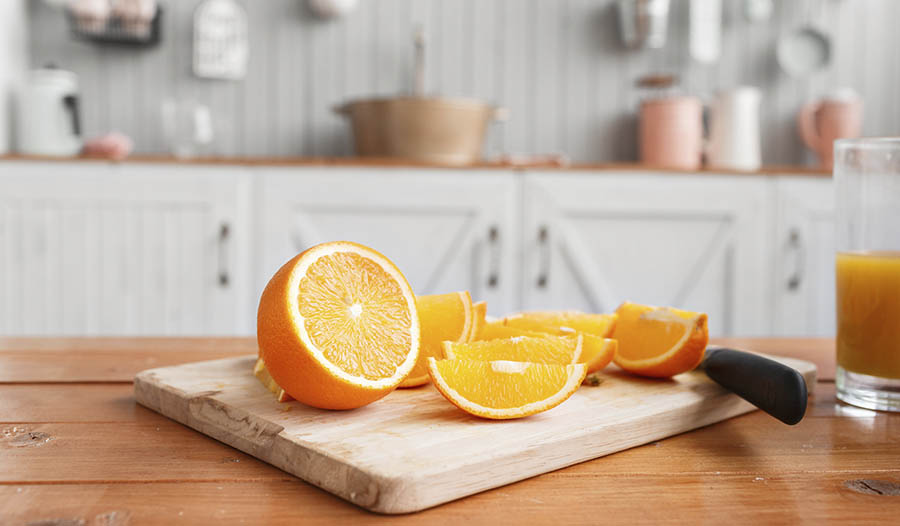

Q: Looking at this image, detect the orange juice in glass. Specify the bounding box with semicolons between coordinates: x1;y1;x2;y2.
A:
834;139;900;411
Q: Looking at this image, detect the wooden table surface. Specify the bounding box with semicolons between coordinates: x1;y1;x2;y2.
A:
2;337;898;524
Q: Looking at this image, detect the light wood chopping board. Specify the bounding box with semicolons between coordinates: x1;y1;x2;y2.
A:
134;354;816;514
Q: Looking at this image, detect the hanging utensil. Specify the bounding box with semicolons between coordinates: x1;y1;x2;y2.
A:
690;0;722;64
617;0;670;49
744;0;773;22
776;1;832;77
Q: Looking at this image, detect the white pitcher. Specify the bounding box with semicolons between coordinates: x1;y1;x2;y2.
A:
706;86;761;171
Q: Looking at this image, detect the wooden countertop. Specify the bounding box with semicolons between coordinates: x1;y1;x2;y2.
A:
2;337;897;524
0;154;831;176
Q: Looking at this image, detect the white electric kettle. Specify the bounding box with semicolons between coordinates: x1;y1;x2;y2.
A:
15;66;83;156
706;86;762;171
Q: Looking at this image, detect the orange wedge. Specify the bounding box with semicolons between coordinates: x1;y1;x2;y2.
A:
480;320;616;374
257;241;420;409
504;311;617;338
443;334;583;364
479;320;544;341
427;358;587;420
612;301;708;378
468;301;487;341
253;358;293;402
574;335;616;374
399;291;473;388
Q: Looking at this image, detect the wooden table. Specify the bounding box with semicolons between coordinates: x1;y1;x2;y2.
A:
2;337;898;524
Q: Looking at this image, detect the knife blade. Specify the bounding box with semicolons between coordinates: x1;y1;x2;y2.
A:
699;346;808;425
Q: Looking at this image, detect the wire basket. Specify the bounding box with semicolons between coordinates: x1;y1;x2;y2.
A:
66;4;162;47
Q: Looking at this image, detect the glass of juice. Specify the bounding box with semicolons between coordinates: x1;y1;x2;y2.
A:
834;138;900;411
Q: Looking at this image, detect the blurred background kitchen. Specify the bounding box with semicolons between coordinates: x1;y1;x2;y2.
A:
1;0;897;339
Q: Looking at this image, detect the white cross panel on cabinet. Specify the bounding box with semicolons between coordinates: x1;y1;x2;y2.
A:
522;173;773;337
254;168;519;326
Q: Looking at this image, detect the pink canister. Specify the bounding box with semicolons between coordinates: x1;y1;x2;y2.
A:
639;96;703;170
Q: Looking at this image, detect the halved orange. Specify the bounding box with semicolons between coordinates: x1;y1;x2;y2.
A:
443;334;583;364
427;358;587;420
504;311;617;338
253;358;293;402
480;320;616;374
399;291;472;388
612;301;708;378
257;241;420;409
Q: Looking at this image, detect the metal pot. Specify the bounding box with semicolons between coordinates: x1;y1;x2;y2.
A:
334;96;507;166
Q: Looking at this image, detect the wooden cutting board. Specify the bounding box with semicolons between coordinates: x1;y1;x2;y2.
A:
134;354;816;514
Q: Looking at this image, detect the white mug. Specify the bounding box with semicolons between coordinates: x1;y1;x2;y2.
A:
706;86;762;171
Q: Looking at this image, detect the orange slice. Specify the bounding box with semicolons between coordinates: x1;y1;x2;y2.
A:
574;335;616;374
443;334;583;364
468;301;487;341
399;291;472;388
257;241;420;409
479;320;544;341
612;301;708;378
253;358;293;402
480;321;616;374
504;311;617;338
427;358;587;420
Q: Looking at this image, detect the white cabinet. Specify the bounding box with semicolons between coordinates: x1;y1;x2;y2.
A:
521;172;773;337
0;160;834;338
0;162;251;335
255;168;519;319
772;177;835;337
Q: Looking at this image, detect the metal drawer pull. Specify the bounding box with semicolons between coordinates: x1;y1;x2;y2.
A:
218;222;230;287
536;225;550;288
786;228;804;291
487;225;500;288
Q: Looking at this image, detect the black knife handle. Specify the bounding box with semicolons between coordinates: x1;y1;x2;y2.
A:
703;348;808;425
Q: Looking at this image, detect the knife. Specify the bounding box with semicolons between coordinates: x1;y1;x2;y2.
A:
699;346;808;425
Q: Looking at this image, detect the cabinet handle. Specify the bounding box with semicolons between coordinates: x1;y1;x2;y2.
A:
486;225;500;288
536;225;550;288
786;228;804;292
218;222;230;288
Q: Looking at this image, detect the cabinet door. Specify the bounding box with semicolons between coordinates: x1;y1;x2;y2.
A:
522;173;772;337
255;168;518;320
772;177;835;337
0;162;251;335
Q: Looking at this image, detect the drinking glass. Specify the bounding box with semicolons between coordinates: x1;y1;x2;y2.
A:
834;138;900;411
161;99;214;159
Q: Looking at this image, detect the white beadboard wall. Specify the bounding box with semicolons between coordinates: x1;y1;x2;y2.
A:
27;0;900;164
0;0;28;154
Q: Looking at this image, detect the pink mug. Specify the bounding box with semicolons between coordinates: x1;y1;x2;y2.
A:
798;91;863;169
639;96;703;170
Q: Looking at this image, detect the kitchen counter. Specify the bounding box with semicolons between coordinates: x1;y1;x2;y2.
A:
2;337;897;523
0;154;831;176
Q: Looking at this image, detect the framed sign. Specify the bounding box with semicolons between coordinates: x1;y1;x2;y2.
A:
193;0;247;80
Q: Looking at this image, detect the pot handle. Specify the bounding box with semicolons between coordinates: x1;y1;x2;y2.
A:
798;101;823;155
701;102;710;163
332;103;351;117
492;106;510;122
